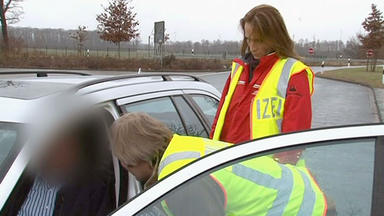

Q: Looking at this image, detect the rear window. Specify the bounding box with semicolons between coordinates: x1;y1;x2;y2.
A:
0;80;73;99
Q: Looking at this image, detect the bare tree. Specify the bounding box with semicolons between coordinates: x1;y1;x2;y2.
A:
70;25;88;56
344;36;363;59
0;0;23;53
96;0;139;58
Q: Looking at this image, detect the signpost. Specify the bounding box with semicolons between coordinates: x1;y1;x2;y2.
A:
154;21;165;44
366;49;374;71
154;21;165;69
382;66;384;85
367;49;374;57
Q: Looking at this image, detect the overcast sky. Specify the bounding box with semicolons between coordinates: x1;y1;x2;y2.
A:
14;0;384;42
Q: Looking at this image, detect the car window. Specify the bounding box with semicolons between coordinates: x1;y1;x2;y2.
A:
136;138;376;216
121;97;186;135
190;95;218;127
172;96;208;138
0;122;22;183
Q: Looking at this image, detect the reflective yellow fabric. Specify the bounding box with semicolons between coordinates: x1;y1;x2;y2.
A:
212;57;314;141
250;58;313;139
157;135;326;216
158;134;231;180
212;62;244;140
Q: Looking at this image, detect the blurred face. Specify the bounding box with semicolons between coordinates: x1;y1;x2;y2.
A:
122;160;154;182
39;134;81;184
244;22;272;59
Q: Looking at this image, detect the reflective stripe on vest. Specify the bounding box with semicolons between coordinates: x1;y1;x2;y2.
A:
232;164;319;215
158;135;232;180
277;58;297;98
297;169;317;215
250;58;296;139
233;164;294;215
212;62;243;141
212;57;314;141
158;151;200;176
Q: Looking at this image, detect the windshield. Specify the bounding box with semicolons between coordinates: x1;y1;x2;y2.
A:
0;80;74;100
0;122;23;183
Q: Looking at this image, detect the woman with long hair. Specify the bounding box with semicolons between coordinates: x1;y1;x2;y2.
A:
210;5;314;165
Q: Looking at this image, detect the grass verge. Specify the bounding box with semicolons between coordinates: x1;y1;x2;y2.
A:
317;66;384;89
0;55;231;72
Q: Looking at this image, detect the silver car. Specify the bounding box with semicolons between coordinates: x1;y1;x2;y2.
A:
1;71;383;216
0;71;221;213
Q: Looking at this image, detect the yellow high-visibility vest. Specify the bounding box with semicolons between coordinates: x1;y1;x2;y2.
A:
212;58;314;141
158;134;327;216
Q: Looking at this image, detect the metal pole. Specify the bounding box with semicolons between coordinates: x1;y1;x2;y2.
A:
382;65;384;85
160;43;163;70
148;35;151;58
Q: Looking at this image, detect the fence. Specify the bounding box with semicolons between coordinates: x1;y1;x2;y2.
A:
7;46;240;61
5;46;384;66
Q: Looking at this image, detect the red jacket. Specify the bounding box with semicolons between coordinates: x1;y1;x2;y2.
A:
210;53;312;164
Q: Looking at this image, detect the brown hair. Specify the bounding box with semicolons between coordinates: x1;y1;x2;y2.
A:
240;4;299;59
111;112;173;169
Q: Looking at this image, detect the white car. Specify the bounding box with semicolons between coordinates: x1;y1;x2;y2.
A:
1;71;383;216
0;71;221;214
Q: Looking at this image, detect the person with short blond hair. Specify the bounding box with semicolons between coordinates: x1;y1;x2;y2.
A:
111;112;327;216
112;112;172;187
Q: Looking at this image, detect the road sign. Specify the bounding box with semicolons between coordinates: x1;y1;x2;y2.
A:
367;49;374;57
308;47;314;55
154;21;165;44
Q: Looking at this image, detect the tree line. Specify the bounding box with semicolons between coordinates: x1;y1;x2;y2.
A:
1;1;383;69
5;26;379;59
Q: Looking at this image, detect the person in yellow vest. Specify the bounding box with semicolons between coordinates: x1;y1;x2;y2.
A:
210;5;314;165
111;112;328;216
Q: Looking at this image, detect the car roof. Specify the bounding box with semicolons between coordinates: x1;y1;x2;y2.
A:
0;71;206;98
0;75;109;99
0;71;218;123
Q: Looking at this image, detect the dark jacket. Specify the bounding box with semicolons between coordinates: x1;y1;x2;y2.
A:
1;171;115;216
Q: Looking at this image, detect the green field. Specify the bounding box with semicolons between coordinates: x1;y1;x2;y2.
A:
317;66;384;89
